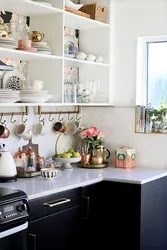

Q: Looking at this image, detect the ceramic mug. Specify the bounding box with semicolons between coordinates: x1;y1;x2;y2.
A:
15;124;32;141
0;124;10;139
53;122;66;133
18;39;32;49
33;122;47;136
65;121;77;135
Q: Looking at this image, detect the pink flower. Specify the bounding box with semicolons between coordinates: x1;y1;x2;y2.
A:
78;130;87;139
86;127;100;137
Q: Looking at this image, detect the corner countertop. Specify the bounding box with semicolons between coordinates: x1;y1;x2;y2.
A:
0;167;167;200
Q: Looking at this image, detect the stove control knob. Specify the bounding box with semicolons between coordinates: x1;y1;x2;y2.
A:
16;204;24;213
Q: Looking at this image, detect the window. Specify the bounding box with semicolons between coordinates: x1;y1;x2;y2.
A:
136;36;167;107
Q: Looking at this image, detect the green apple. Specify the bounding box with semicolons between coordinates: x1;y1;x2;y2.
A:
63;153;71;158
57;154;63;158
72;152;81;158
68;148;74;154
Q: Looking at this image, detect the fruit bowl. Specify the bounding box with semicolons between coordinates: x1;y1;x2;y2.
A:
53;157;81;169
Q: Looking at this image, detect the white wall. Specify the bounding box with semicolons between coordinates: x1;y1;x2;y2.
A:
82;0;167;169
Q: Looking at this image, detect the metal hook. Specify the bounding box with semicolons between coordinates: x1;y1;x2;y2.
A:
76;113;81;121
39;114;44;124
48;112;54;122
22;113;27;123
10;113;16;124
68;112;73;121
0;113;6;125
58;113;64;122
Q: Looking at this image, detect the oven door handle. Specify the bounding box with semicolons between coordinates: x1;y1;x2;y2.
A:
0;221;28;239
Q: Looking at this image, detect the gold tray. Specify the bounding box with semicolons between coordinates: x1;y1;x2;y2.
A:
77;162;108;169
17;172;41;178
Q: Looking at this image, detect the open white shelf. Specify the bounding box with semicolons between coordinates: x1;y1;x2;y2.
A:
65;11;110;30
0;48;62;61
0;0;112;108
0;0;63;16
0;103;113;107
64;57;109;67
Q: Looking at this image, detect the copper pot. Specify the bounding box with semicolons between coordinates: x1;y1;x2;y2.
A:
53;122;66;133
0;125;10;139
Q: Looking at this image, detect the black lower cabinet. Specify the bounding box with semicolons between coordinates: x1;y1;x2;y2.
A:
28;206;82;250
83;177;167;250
28;177;167;250
28;188;83;250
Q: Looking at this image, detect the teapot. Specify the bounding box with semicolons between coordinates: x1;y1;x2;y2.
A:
0;144;17;182
96;145;111;161
31;31;45;42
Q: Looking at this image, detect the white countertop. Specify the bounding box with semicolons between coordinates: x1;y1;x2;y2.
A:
0;167;167;200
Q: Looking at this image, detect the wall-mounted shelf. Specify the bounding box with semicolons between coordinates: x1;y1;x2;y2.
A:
65;11;110;30
64;57;109;67
0;48;63;61
0;0;63;16
0;0;112;108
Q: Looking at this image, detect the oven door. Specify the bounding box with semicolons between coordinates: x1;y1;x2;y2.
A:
0;221;28;250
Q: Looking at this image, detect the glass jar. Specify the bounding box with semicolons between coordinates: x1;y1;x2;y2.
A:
45;159;55;169
26;146;36;173
36;154;45;172
13;147;27;175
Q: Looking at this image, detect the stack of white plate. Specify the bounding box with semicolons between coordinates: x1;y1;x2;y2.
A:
20;90;53;103
32;42;51;55
0;37;17;49
0;89;20;103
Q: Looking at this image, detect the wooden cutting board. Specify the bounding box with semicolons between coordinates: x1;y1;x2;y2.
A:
22;139;39;155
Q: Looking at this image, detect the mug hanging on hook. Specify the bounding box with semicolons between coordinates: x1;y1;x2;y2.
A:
0;114;10;139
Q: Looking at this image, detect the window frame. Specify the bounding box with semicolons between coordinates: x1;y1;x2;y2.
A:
136;35;167;106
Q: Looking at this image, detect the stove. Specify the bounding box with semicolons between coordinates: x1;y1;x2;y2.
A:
0;187;29;226
0;187;29;250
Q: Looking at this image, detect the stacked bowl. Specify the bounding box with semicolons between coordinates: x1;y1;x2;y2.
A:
20;80;52;103
0;37;17;49
32;42;51;55
0;89;20;103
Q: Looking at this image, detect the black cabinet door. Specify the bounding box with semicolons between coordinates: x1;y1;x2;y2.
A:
83;181;141;250
141;176;167;250
28;205;83;250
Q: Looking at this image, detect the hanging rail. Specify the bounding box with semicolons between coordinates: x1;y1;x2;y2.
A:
37;106;81;116
0;106;29;116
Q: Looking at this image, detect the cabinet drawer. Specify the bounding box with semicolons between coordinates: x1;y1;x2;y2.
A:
29;188;82;221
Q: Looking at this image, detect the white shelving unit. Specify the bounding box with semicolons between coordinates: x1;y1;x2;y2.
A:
0;0;113;107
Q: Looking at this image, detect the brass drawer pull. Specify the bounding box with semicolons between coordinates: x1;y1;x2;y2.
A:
43;198;71;207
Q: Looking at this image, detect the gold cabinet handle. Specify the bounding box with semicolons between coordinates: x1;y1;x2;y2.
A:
43;198;71;208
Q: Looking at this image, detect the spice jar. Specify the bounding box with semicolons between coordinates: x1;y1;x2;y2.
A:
13;147;27;175
26;146;36;173
36;154;45;172
45;159;54;168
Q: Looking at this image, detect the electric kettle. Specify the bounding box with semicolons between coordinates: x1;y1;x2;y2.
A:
0;144;17;182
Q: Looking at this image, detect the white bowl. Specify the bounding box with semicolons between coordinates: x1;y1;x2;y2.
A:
53;157;81;169
41;168;61;180
86;54;96;62
75;52;87;60
96;56;104;63
20;94;52;103
21;80;44;90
